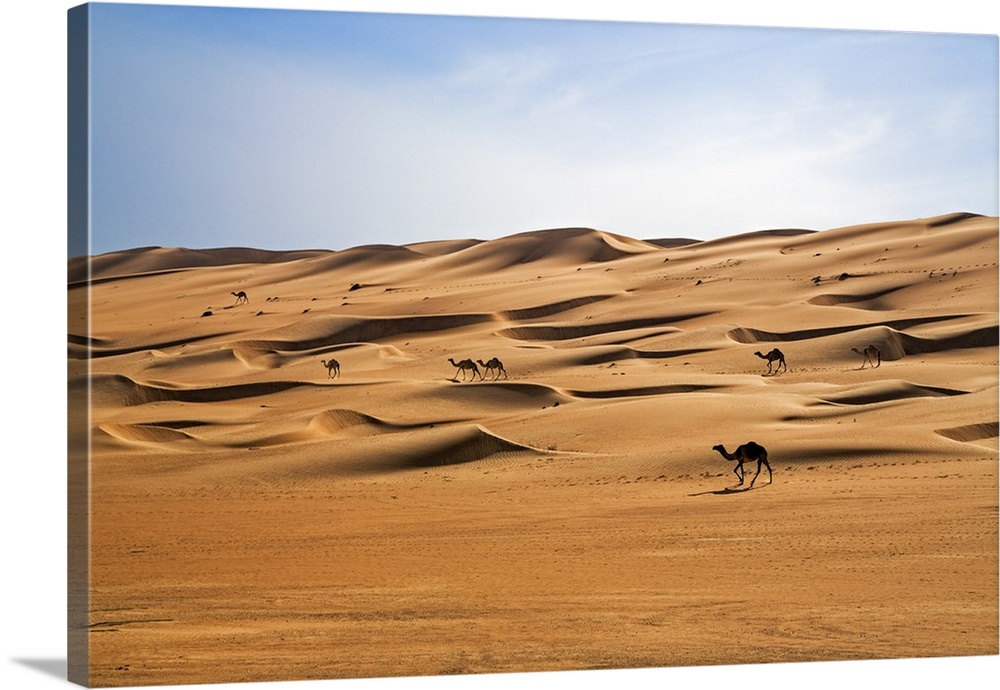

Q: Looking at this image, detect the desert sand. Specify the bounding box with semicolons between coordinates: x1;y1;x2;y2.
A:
67;212;998;687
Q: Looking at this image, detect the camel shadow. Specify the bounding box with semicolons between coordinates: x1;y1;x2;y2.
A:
689;485;755;497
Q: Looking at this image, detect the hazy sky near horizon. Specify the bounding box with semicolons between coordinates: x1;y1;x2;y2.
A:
80;2;998;256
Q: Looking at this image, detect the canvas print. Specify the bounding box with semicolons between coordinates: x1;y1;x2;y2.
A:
67;2;999;688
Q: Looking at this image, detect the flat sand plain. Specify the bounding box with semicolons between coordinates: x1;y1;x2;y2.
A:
68;212;998;686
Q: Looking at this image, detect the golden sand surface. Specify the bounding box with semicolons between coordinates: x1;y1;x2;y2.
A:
68;213;998;686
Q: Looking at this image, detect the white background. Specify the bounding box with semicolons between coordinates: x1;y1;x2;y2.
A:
2;2;997;689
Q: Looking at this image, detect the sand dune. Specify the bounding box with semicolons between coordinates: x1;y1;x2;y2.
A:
814;379;968;405
70;212;998;686
307;408;401;437
936;421;1000;442
805;283;911;308
500;312;711;342
68;245;331;284
99;422;200;446
425;227;662;275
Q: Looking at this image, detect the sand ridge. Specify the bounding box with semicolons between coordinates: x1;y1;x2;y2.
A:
69;213;998;686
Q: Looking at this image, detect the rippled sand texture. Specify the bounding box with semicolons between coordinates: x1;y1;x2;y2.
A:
68;213;998;686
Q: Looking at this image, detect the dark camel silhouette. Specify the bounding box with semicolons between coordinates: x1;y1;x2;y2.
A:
448;358;482;381
231;290;249;305
321;359;340;379
754;348;786;375
712;442;772;487
851;345;881;369
476;357;508;380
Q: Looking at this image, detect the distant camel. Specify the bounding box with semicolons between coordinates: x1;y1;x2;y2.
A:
476;357;508;380
754;348;787;375
321;359;340;379
851;345;881;369
712;442;772;488
231;290;249;305
448;357;482;381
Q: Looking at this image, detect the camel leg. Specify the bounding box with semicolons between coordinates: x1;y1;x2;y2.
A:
752;458;773;486
733;463;744;485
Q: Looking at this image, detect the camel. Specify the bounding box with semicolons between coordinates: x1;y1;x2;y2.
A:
712;442;772;488
754;348;787;375
321;358;340;379
231;290;249;305
476;357;508;380
448;357;482;381
851;345;881;369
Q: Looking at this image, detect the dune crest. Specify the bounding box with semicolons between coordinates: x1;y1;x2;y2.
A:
98;422;198;447
816;380;968;406
935;421;1000;442
308;408;397;437
399;424;548;469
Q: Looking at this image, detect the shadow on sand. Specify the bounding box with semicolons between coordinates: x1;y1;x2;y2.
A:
688;485;757;497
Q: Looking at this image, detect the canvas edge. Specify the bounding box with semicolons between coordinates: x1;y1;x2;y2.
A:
67;3;91;687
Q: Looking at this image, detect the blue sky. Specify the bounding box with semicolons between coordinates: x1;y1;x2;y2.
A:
79;2;998;256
